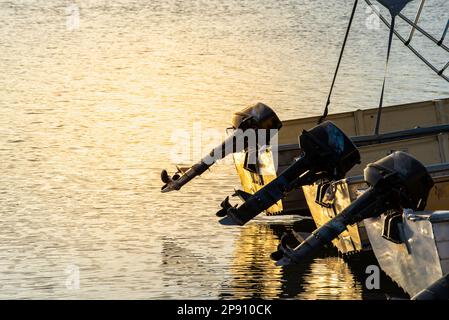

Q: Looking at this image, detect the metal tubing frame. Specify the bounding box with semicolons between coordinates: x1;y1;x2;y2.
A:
405;0;426;45
365;0;449;82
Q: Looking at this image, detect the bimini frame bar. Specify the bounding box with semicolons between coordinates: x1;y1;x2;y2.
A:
440;20;449;45
404;0;426;45
365;0;449;82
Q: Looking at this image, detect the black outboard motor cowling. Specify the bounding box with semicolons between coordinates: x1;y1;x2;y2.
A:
364;151;433;210
273;151;434;266
218;121;361;226
299;119;361;179
231;103;282;131
161;103;282;193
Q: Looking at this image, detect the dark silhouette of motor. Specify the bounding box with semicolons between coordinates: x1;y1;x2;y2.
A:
271;151;434;266
217;121;361;226
161;103;282;193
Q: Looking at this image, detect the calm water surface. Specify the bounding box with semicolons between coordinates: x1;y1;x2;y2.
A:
0;0;448;299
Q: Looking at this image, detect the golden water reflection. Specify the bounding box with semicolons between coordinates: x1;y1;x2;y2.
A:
224;222;408;300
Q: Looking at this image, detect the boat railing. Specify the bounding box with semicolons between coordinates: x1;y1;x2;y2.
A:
278;123;449;152
352;124;449;147
346;162;449;185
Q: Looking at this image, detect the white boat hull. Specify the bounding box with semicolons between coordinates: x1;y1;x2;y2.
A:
364;210;449;297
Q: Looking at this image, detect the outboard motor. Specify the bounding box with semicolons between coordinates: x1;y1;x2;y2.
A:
272;151;434;266
161;103;282;193
217;121;361;225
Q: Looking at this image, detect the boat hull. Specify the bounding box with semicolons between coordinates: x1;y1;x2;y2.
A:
364;210;449;297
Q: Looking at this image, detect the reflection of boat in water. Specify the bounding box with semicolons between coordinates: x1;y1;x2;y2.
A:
222;222;408;299
160;222;408;299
